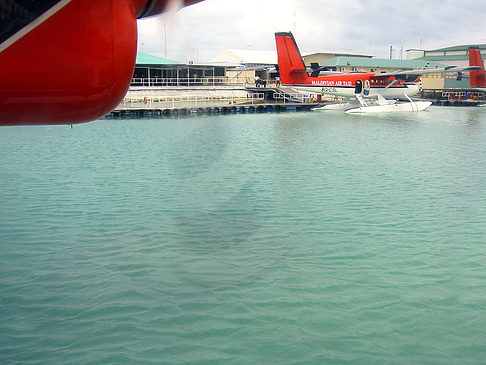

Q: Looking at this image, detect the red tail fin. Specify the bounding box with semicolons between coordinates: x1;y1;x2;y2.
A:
469;47;486;88
275;32;310;85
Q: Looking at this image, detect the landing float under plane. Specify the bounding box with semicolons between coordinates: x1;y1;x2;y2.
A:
275;32;481;113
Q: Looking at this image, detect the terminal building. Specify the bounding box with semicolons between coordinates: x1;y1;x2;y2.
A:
406;45;486;90
132;52;228;87
130;43;486;98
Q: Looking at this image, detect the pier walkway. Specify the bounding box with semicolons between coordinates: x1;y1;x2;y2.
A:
106;85;321;118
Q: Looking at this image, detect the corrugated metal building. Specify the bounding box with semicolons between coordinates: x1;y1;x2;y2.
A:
317;57;447;73
407;45;486;89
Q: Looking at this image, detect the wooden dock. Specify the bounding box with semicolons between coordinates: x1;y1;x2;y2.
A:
105;88;321;119
106;102;319;119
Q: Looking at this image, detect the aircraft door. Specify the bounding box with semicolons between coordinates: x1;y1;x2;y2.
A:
355;79;363;94
363;79;370;95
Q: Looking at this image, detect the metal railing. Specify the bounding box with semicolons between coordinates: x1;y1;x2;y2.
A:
118;93;266;109
130;77;253;87
441;91;484;99
130;77;283;88
273;92;320;104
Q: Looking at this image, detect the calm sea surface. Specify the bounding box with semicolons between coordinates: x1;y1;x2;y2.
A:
1;107;486;364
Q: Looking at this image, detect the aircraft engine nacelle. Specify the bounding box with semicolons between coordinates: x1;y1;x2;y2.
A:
135;0;203;18
0;0;202;126
394;74;421;83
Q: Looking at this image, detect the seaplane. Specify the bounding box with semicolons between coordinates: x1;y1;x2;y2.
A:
275;32;482;114
0;0;202;126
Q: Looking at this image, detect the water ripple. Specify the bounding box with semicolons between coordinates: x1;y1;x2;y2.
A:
1;110;486;363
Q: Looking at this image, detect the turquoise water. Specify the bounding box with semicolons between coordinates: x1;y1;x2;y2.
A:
1;107;486;364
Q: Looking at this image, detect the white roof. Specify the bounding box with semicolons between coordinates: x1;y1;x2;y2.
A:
211;48;363;65
211;49;278;65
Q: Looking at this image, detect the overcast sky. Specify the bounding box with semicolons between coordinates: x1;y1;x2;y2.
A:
137;0;486;63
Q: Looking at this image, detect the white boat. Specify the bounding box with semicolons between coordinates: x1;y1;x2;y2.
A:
313;93;432;114
345;100;432;114
344;93;432;114
313;102;354;111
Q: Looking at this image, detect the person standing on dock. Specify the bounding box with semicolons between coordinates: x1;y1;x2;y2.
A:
254;75;261;87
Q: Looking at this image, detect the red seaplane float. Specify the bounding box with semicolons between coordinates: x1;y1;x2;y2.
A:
275;32;482;113
0;0;202;126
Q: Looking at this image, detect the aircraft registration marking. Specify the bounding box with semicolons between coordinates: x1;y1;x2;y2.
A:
321;87;338;93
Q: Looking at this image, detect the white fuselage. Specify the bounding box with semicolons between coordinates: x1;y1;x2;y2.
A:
285;83;420;99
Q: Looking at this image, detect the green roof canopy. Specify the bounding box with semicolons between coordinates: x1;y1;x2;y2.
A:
415;55;468;61
135;52;181;65
425;44;486;53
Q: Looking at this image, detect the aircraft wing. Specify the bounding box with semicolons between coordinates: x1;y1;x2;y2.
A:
374;66;482;78
440;66;483;73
